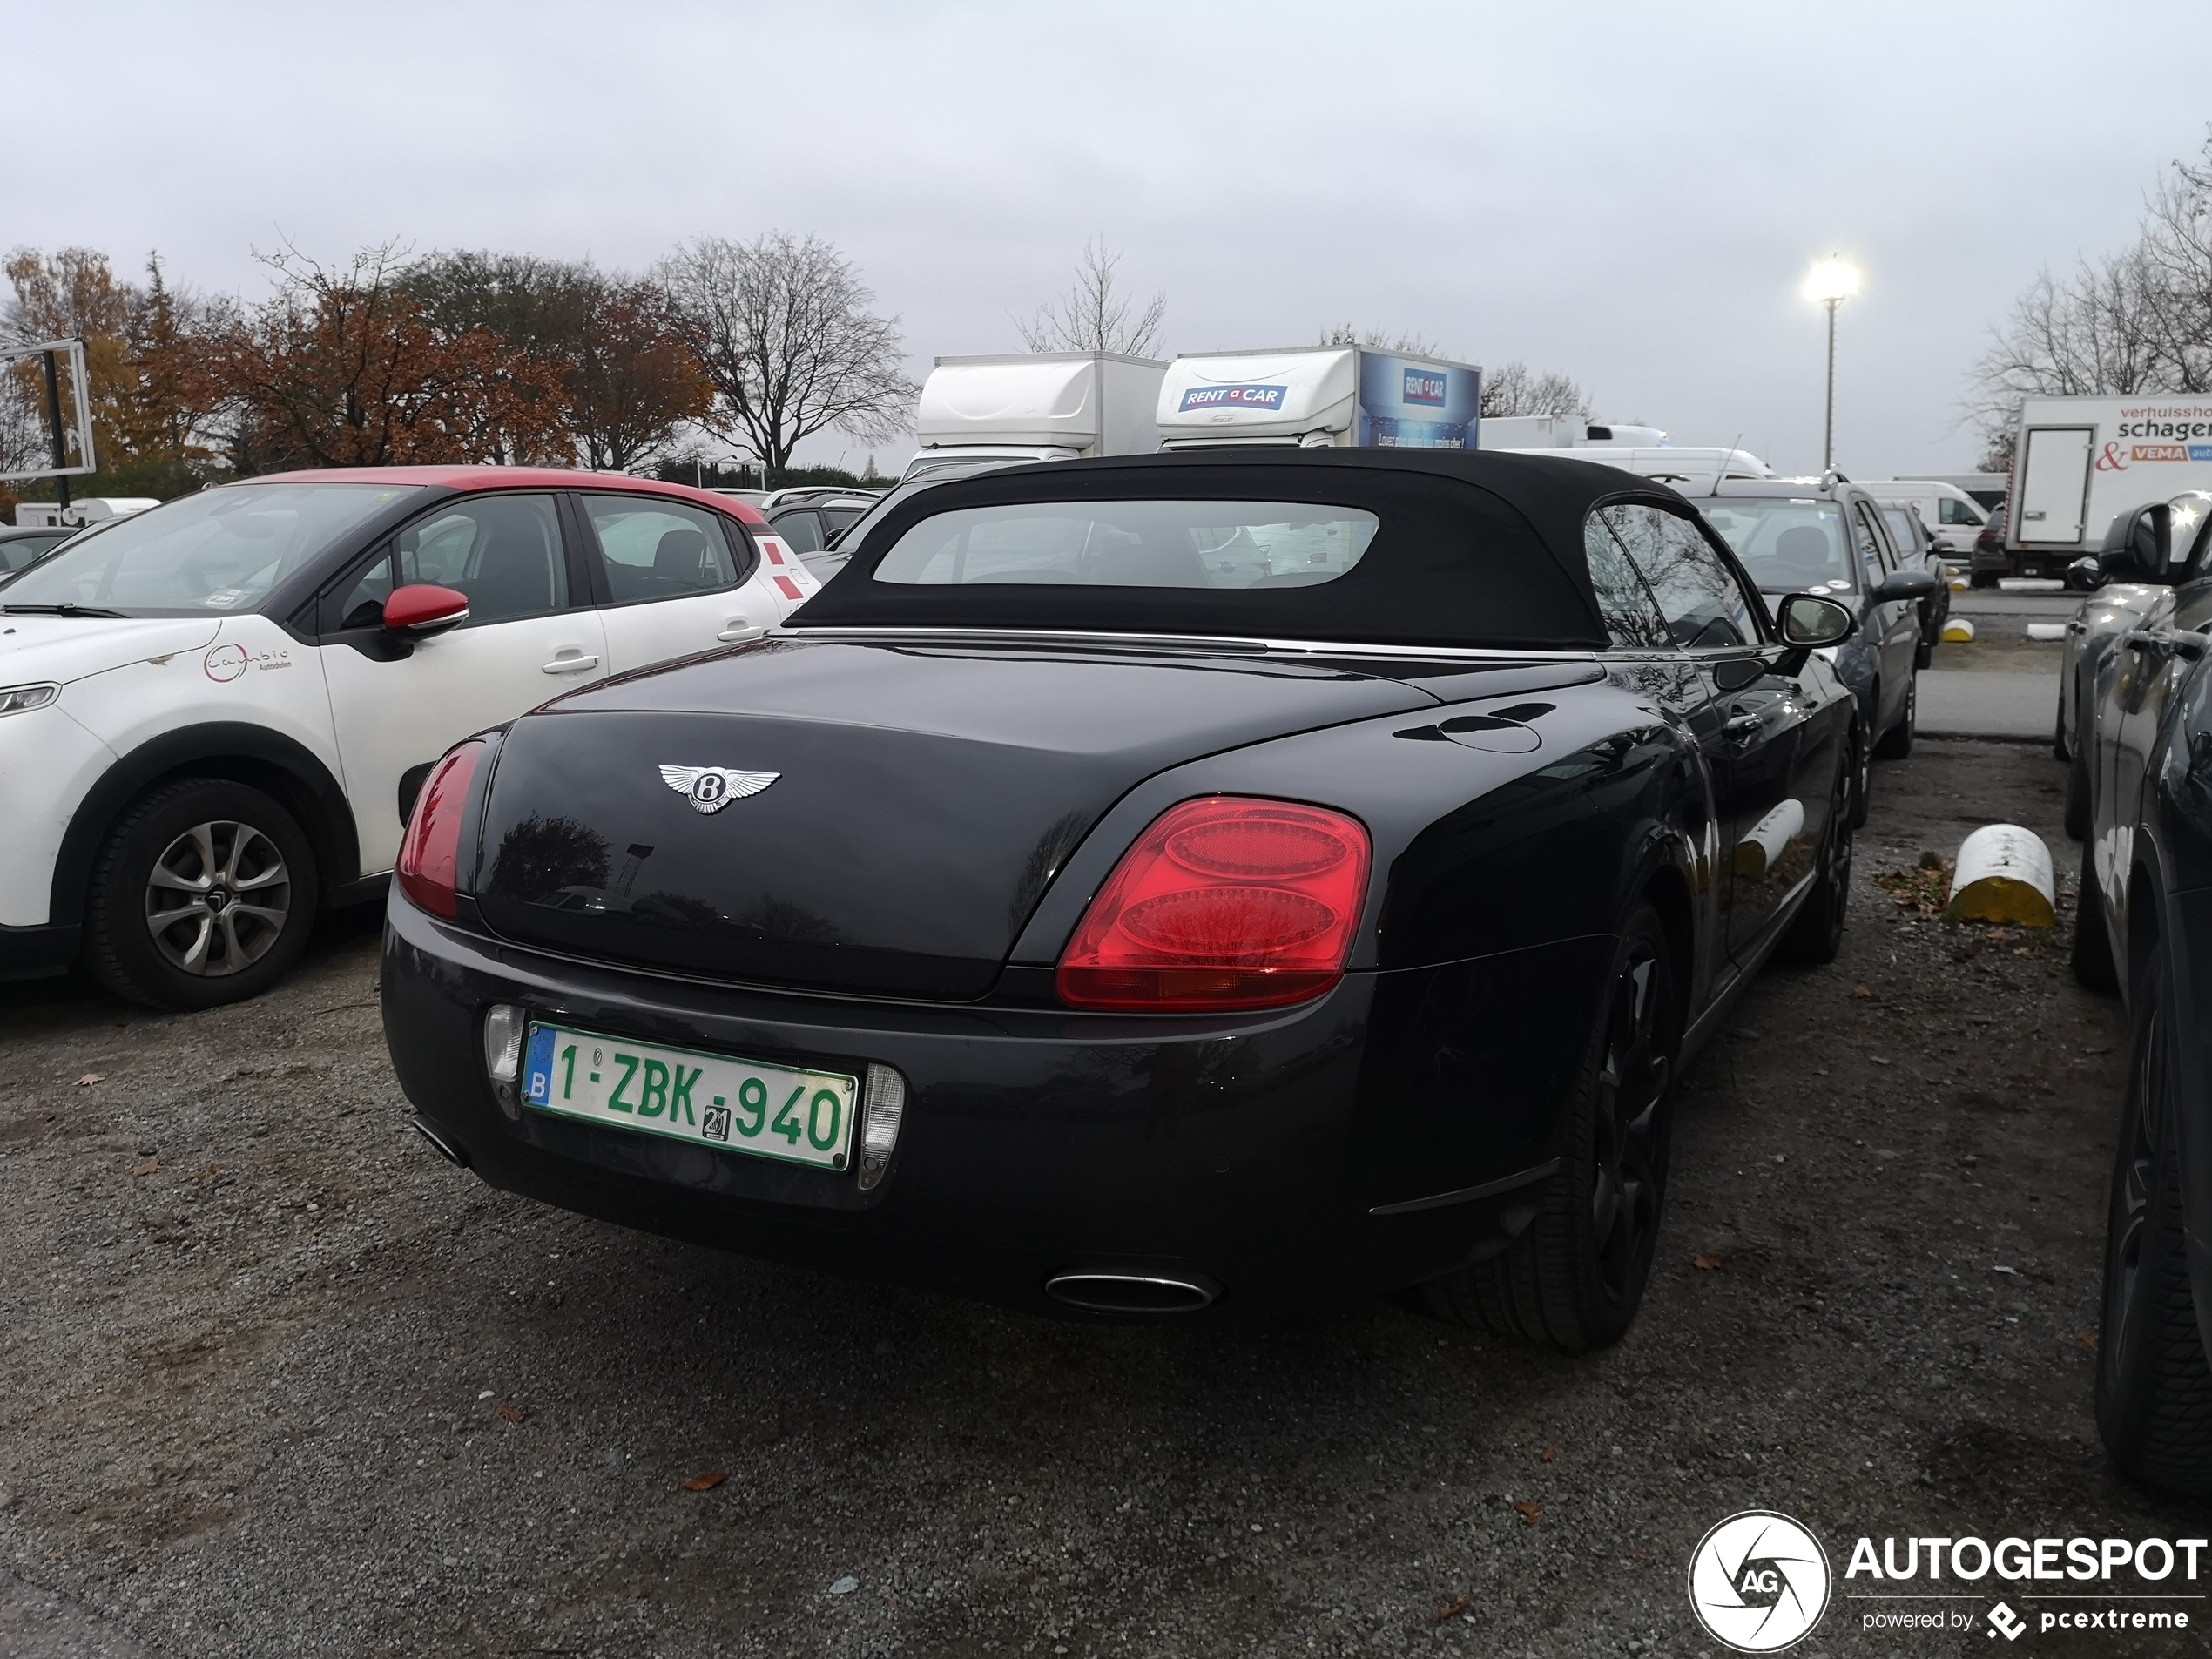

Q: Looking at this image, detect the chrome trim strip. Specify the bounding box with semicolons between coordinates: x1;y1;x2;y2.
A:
774;624;1604;664
1367;1158;1561;1217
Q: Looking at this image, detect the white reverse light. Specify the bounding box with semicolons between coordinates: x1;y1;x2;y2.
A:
858;1063;907;1191
482;1004;526;1083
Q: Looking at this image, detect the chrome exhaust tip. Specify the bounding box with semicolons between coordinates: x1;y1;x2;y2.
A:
411;1116;469;1169
1043;1271;1220;1315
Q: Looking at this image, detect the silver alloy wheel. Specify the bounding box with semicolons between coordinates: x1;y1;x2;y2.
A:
143;819;293;976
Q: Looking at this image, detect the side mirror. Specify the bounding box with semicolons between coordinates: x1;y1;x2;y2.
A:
2066;556;2102;592
384;583;470;637
1873;568;1939;604
1777;592;1856;649
2103;503;2174;583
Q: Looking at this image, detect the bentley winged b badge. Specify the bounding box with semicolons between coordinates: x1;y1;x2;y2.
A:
658;765;780;814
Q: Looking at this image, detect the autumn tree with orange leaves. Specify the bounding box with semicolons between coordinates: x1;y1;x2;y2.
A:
3;247;222;499
211;245;574;474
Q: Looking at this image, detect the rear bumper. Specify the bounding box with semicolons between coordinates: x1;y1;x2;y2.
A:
380;890;1588;1319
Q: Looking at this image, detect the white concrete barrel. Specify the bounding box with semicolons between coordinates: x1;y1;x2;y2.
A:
1945;824;2056;927
1733;798;1805;880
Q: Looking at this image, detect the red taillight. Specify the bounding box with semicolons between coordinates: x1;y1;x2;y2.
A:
1055;797;1372;1011
395;740;485;918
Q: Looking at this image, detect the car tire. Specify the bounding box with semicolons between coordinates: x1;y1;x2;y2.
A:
2065;723;2093;841
1421;901;1676;1353
2054;687;2071;763
1872;673;1916;759
1915;638;1933;670
1774;752;1852;967
1970;570;1998;589
2071;840;2120;995
1846;725;1871;831
2095;948;2212;1494
84;779;320;1011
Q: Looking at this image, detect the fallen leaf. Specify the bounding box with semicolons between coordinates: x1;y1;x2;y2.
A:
77;1073;104;1086
1433;1595;1475;1623
2077;1331;2101;1352
497;1404;527;1424
199;1164;220;1178
131;1157;160;1178
683;1471;726;1492
1851;986;1872;1000
1514;1501;1542;1525
1693;1255;1724;1271
1541;1446;1558;1463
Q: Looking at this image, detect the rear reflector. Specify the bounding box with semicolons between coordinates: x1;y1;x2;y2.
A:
1055;797;1370;1011
395;740;485;918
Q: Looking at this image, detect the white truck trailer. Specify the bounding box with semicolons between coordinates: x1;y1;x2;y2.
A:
1154;346;1480;451
2006;395;2212;577
904;353;1168;482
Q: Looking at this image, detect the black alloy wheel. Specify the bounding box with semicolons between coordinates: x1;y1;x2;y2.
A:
2071;840;2120;995
2094;948;2212;1494
1776;750;1853;966
85;779;320;1011
1873;672;1917;759
1423;902;1676;1352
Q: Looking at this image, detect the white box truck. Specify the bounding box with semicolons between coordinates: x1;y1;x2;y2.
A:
1154;346;1480;451
904;353;1167;482
2005;394;2212;577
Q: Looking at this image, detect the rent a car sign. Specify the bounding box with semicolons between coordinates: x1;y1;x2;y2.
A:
2117;401;2212;462
1179;384;1288;413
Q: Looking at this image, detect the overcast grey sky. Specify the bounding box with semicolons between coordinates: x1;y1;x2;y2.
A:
8;1;2209;476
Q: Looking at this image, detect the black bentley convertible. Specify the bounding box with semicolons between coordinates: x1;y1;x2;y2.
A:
380;450;1860;1350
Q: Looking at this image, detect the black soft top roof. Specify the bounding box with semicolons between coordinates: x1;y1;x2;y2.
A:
790;448;1692;651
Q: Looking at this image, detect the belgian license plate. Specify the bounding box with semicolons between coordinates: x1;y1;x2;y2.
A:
521;1022;857;1171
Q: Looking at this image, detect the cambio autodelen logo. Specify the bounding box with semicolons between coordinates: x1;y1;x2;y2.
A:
1687;1511;1832;1651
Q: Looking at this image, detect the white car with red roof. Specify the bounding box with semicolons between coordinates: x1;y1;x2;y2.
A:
0;466;815;1008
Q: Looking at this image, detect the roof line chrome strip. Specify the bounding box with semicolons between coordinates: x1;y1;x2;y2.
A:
772;625;1605;664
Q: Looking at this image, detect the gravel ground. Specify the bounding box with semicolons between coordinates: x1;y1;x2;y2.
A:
3;736;2209;1657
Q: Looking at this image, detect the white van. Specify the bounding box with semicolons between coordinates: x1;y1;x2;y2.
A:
1858;479;1988;557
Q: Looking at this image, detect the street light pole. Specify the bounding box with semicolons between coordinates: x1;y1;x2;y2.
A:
1822;294;1841;474
1801;256;1860;475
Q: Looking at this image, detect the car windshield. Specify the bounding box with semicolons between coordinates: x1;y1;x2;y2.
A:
873;501;1381;589
2;482;421;614
1697;498;1855;593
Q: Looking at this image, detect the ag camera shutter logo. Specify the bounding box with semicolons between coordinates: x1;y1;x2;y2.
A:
1687;1510;1831;1651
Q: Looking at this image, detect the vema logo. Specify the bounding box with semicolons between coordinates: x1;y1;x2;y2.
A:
1688;1511;1832;1651
1178;384;1287;413
1403;368;1448;407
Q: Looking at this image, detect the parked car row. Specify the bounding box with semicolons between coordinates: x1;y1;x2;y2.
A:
2060;488;2212;1495
4;448;1931;1366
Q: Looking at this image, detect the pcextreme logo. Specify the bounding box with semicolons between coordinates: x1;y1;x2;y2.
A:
1687;1511;1831;1651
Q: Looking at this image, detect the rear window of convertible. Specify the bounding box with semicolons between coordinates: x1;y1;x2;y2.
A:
873;501;1381;589
792;467;1603;650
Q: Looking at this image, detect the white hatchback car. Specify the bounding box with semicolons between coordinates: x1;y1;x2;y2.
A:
0;466;817;1008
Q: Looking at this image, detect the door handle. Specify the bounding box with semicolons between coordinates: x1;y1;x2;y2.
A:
717;618;764;643
1723;713;1763;738
542;652;600;675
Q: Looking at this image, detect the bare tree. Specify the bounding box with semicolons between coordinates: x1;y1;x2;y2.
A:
1970;129;2212;449
1020;239;1166;356
659;233;915;475
1479;360;1588;420
1316;323;1440;355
